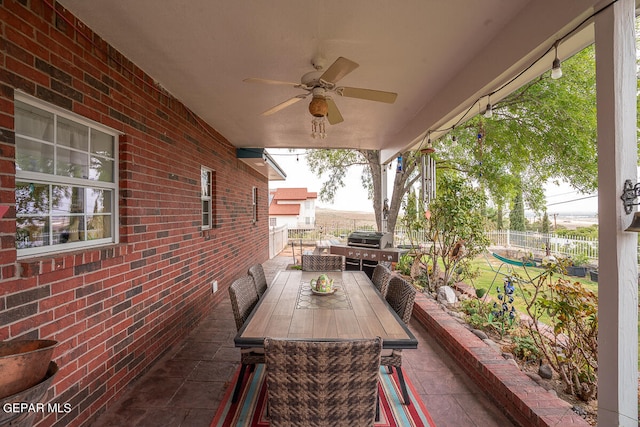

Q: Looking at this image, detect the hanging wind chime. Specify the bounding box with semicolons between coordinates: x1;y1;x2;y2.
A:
420;133;436;218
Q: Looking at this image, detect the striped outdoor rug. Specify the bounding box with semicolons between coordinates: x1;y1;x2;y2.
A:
211;364;435;427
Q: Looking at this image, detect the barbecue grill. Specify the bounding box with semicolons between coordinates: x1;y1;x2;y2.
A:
347;231;393;249
330;231;404;279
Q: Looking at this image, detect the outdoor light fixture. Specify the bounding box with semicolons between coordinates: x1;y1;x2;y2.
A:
620;179;640;232
484;101;493;118
625;213;640;232
551;42;563;80
621;179;640;214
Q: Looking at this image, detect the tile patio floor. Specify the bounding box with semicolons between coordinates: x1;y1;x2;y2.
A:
90;255;514;427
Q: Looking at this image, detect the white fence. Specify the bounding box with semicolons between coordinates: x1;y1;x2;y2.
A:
283;224;614;264
393;228;601;262
393;227;428;248
486;230;598;262
269;225;288;258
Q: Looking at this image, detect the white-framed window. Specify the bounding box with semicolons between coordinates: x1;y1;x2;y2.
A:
14;94;118;257
252;186;258;224
201;167;214;229
269;217;276;227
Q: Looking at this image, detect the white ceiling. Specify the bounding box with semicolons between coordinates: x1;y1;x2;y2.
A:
57;0;601;163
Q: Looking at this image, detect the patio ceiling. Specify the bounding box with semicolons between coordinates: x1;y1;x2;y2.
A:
57;0;601;163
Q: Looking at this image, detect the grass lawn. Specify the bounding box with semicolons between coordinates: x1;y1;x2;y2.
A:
464;256;598;316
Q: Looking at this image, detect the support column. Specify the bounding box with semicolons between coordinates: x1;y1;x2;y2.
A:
381;163;388;232
595;1;638;425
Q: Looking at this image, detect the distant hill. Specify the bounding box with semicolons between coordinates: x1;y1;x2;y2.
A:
315;208;376;227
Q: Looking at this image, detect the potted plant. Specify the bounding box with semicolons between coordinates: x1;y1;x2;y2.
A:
589;268;598;282
566;253;588;278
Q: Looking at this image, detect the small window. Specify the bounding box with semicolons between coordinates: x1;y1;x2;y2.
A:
252;187;258;224
14;96;118;257
269;218;276;227
201;167;214;229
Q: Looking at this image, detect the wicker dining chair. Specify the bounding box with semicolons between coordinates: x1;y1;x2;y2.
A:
264;337;382;427
228;275;264;403
247;263;268;298
301;254;345;271
382;275;416;405
371;263;392;297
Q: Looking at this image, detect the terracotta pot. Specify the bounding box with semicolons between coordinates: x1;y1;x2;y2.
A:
0;340;58;399
0;361;58;426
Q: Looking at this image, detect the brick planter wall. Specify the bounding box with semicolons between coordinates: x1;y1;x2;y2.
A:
412;293;590;427
0;2;269;426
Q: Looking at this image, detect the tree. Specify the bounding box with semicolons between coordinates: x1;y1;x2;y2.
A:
424;173;490;289
305;149;421;232
510;191;526;231
542;211;550;234
438;45;598;214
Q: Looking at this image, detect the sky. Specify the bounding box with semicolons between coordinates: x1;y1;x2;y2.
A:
267;148;599;215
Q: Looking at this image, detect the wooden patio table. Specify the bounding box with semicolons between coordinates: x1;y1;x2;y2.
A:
234;270;418;350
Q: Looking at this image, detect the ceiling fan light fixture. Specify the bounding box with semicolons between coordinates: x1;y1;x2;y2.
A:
308;96;328;117
309;95;328;139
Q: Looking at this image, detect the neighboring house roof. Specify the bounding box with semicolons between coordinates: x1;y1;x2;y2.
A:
269;204;300;216
269;187;317;217
271;187;317;201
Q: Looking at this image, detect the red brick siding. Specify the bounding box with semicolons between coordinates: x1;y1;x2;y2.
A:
0;2;270;426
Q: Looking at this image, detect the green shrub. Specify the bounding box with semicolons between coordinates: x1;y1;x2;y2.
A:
396;254;413;276
459;299;493;330
524;273;598;401
512;335;540;362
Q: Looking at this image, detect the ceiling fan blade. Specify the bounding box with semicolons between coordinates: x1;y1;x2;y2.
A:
244;77;300;87
339;87;398;104
319;57;359;84
325;98;344;125
261;94;308;116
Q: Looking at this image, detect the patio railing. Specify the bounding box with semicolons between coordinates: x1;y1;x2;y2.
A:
288;221;376;244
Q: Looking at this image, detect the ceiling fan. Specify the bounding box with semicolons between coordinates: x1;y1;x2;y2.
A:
244;57;397;136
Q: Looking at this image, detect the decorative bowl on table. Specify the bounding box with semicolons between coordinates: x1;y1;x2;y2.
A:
310;274;335;294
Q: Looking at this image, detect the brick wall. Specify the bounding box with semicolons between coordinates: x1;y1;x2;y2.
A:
0;1;270;426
